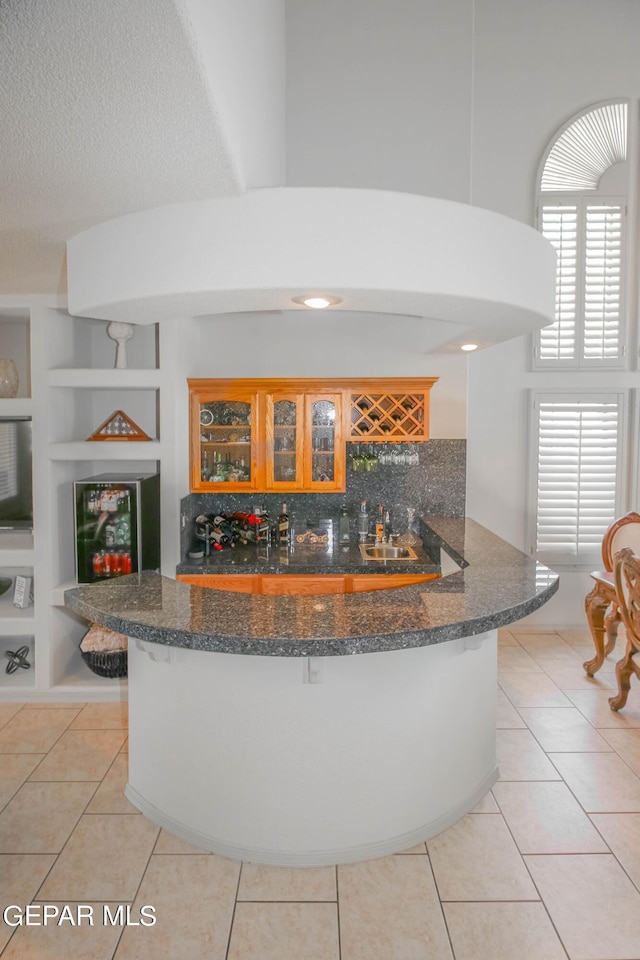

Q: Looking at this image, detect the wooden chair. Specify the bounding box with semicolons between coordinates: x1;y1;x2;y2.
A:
609;547;640;711
584;512;640;676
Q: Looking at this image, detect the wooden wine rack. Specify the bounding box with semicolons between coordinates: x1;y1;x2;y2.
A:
349;389;430;442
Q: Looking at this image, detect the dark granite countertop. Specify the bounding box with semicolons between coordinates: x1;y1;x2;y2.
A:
176;536;440;576
65;517;559;658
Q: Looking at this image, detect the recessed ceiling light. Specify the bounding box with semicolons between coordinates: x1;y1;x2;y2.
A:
291;295;343;309
460;343;479;352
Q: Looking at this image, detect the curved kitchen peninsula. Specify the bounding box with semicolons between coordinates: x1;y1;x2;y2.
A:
65;518;558;867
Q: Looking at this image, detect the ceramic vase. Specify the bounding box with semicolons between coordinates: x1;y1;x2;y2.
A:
0;357;18;398
106;322;134;369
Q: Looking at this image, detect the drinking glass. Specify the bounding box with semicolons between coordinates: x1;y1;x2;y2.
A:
350;445;364;472
364;445;378;472
398;507;421;546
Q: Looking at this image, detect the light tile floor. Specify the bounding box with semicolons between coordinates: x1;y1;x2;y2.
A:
1;627;640;959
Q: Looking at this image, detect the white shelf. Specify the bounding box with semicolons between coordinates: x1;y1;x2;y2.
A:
48;440;164;460
50;679;128;700
0;617;35;635
0;670;35;690
51;579;78;607
0;397;32;415
0;533;34;566
47;369;161;389
52;643;128;696
0;584;33;621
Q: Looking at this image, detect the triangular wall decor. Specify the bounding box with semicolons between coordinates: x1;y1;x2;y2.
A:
87;410;151;441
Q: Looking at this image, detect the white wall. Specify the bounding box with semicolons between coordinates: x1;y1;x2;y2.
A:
185;312;467;439
467;0;640;624
286;0;473;202
182;0;286;188
285;0;640;625
471;0;640;219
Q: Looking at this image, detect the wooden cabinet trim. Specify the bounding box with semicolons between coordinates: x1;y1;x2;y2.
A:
177;572;440;596
346;573;439;592
176;573;259;593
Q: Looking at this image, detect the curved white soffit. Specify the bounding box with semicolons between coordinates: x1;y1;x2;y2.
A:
66;188;556;347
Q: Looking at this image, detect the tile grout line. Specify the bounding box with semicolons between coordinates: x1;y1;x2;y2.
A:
0;707;85;761
492;790;573;960
0;753;47;816
223;857;244;960
497;666;609;958
0;706;128;959
0;708;100;958
585;811;640;897
425;853;458;960
105;800;162;960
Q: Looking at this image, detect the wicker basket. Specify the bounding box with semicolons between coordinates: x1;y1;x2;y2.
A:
80;648;128;679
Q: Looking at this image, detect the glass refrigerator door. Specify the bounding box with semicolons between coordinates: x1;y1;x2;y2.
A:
75;482;139;583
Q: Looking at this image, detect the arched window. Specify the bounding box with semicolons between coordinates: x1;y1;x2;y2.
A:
535;101;629;367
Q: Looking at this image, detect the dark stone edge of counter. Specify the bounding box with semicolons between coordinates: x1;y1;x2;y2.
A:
419;518;468;568
175;559;440;576
65;574;559;659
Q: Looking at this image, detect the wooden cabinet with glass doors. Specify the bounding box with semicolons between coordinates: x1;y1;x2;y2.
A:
190;384;259;492
189;378;436;493
189;379;346;493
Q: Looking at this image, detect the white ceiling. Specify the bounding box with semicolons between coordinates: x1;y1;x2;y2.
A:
0;0;244;294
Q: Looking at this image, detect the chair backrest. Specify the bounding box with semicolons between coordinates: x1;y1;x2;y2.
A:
603;512;640;571
614;547;640;654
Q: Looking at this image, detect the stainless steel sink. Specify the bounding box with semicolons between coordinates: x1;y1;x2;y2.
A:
359;544;418;561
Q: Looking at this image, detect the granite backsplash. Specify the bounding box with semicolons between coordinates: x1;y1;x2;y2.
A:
180;440;465;558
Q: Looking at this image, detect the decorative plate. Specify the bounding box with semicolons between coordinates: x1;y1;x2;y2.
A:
200;409;214;426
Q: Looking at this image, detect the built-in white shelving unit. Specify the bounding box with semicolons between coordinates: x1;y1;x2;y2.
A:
47;368;162;389
0;298;179;701
48;441;166;460
0;532;34;567
0;397;33;417
0;306;36;694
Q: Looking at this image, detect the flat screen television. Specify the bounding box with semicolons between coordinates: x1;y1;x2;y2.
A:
0;416;33;531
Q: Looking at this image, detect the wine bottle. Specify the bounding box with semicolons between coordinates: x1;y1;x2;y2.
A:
278;503;289;544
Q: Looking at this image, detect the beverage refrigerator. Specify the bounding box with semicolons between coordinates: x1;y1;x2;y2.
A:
73;473;161;584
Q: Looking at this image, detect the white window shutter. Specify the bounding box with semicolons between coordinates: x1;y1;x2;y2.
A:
540;102;627;192
583;203;623;360
539;205;578;361
537;200;624;365
534;396;622;560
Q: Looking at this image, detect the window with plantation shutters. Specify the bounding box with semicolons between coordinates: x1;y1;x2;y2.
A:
535;101;628;368
537;198;625;366
531;394;624;561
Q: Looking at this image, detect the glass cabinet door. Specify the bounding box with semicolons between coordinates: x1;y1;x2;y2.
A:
307;395;344;489
196;395;256;489
267;396;304;488
189;382;348;493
